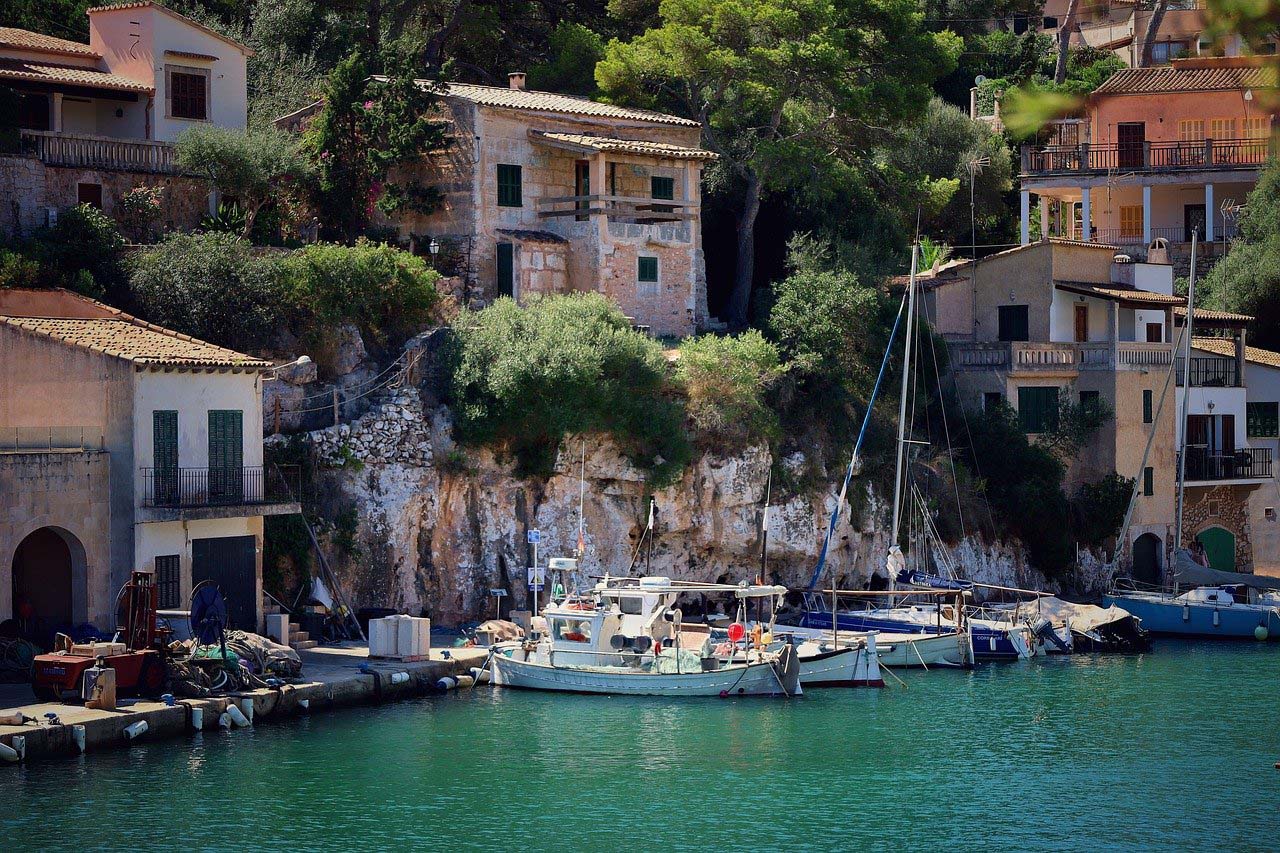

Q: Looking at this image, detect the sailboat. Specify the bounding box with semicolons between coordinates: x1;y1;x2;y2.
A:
1104;231;1280;639
783;242;1018;663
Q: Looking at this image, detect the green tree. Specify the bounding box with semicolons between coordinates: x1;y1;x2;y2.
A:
304;49;449;239
175;125;311;239
447;293;690;483
1203;160;1280;349
527;22;605;95
597;0;960;327
676;330;782;447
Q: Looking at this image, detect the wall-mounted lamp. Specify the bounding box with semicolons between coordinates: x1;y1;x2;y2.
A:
263;354;312;381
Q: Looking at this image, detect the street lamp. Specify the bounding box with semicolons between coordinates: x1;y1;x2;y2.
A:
428;238;440;268
262;354;312;381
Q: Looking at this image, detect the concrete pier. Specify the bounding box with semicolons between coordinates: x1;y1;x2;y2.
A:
0;641;488;765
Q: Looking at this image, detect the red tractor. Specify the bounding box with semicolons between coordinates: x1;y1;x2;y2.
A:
32;572;169;702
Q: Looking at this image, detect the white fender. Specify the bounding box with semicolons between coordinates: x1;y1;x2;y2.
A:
435;676;458;691
0;740;19;763
298;699;310;710
72;724;86;753
218;712;233;730
123;720;148;740
239;698;255;724
390;671;410;685
226;704;250;728
190;708;204;730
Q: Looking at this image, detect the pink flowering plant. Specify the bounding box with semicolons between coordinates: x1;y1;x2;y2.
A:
116;184;165;243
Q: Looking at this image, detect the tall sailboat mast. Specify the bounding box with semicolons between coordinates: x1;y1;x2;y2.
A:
890;243;920;548
1173;228;1199;572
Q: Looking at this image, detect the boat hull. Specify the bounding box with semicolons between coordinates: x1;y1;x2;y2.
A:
795;643;884;687
1103;593;1280;640
490;648;800;696
875;631;974;668
799;611;1022;660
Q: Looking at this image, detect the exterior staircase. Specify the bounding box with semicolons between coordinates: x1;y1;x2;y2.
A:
263;595;318;651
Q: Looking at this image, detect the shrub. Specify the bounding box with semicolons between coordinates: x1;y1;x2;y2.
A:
0;247;41;288
676;331;782;448
279;239;440;357
129;231;285;349
115;185;164;243
447;293;690;483
27;204;128;299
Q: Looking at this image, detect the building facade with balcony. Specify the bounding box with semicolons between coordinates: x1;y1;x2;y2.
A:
1018;57;1275;259
0;3;251;236
278;73;717;337
922;239;1184;577
0;288;297;638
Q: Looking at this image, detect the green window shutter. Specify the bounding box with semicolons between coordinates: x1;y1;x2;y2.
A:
497;164;522;207
208;410;244;503
153;410;178;504
1247;402;1279;437
651;176;674;200
1018;386;1059;434
1143;389;1153;424
1143;466;1154;496
998;305;1029;342
496;242;514;297
638;256;658;283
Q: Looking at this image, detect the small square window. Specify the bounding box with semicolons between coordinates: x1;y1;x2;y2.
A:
497;164;522;207
638;256;659;283
998;305;1029;342
651;176;675;200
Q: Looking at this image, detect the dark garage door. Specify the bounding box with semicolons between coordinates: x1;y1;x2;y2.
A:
192;535;257;630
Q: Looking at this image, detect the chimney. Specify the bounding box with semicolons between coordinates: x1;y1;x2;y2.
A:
508;72;527;91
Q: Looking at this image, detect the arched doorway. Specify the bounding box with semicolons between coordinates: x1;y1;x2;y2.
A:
1197;526;1236;573
11;527;85;643
1133;533;1162;585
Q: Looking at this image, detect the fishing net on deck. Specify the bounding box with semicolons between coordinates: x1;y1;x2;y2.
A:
647;648;702;674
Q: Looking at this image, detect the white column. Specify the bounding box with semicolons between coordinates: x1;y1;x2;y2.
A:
1142;185;1152;245
51;93;64;132
1040;198;1050;240
1020;189;1030;245
1081;188;1092;241
1204;183;1215;241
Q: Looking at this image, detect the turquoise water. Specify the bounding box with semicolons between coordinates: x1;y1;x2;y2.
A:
3;641;1277;851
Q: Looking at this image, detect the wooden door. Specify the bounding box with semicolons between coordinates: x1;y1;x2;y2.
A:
1118;122;1145;169
1184;204;1206;242
153;410;178;505
192;536;256;628
1146;322;1163;343
1074;304;1088;342
496;242;514;297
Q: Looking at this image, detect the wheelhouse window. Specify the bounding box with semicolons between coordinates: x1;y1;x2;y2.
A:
497;164;522;207
553;618;592;643
167;66;209;120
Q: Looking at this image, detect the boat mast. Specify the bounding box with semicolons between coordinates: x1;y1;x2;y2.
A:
1173;228;1198;582
890;243;920;568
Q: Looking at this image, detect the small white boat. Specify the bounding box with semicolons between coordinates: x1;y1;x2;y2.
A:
874;630;974;668
791;635;883;686
489;577;801;697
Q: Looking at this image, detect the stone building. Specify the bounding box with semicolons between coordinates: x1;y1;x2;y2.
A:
922;238;1277;577
0;3;251;236
278;73;717;337
0;288;298;638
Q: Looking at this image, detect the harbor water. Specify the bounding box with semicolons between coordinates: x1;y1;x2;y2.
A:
3;640;1277;851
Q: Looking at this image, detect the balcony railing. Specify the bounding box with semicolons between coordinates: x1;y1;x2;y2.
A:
141;466;298;508
1184;446;1272;481
1175;356;1240;387
0;426;104;453
20;129;179;174
1022;137;1272;176
536;194;698;224
950;341;1173;371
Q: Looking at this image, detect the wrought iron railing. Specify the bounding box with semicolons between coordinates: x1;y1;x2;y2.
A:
1022;137;1272;176
1174;356;1240;387
20;129;179;174
0;426;104;452
141;465;299;508
1184;446;1272;481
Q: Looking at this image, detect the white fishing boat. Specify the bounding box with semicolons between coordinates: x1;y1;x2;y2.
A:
489;577;802;697
763;620;972;669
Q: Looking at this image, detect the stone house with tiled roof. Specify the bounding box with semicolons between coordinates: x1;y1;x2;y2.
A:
0;288;298;637
278;73;718;337
0;2;251;236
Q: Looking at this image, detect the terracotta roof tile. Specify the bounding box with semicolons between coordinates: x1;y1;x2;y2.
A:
0;27;99;59
0;291;269;370
1191;336;1280;368
0;58;152;92
531;130;717;160
437;81;699;127
1093;63;1275;96
1055;281;1185;306
1174;306;1254;324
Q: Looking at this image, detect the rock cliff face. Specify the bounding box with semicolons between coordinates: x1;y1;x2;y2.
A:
278;389;1061;626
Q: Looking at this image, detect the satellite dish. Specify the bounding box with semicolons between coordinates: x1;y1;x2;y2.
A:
190;581;228;647
975;74;987;86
